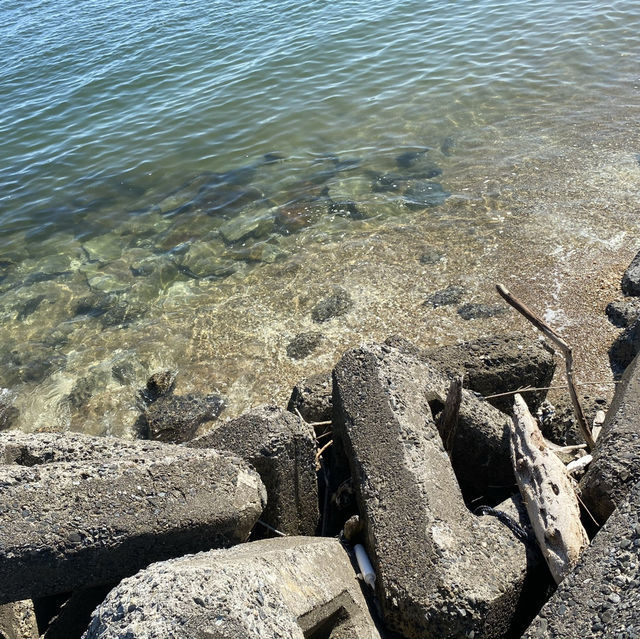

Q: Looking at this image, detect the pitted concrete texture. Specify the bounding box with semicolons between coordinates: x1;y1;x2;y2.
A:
83;536;382;639
333;343;531;639
189;405;319;535
580;351;640;524
524;479;640;638
0;600;39;639
0;431;266;604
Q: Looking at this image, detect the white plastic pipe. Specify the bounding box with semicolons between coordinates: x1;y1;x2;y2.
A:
354;544;376;589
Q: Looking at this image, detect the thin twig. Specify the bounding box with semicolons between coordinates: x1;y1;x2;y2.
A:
483;381;618;400
316;430;333;441
496;284;596;451
308;420;332;427
315;440;333;470
257;519;287;537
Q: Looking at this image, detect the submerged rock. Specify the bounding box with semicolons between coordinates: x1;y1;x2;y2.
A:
457;302;508;320
140;370;178;405
424;284;465;308
311;287;353;323
0;389;19;431
286;332;324;360
403;180;449;209
605;298;640;328
146;393;225;443
418;246;445;264
621;249;640;296
218;200;276;245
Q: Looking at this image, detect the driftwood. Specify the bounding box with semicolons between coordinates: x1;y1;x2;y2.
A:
496;284;596;451
510;394;589;584
436;375;463;455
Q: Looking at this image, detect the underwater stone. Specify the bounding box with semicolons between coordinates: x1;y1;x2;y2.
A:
140;370;178;404
16;294;47;321
146;393;225;443
458;303;508;320
403;180;449;209
82;235;124;262
175;239;237;278
418;247;445;264
218;202;276;245
311;287;354;323
274;199;329;234
8;348;66;384
424;285;466;308
286;332;324;360
0;390;19;431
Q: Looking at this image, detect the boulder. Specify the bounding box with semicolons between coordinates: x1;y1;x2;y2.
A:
423;332;556;413
580;351;640;524
0;600;39;639
189;405;319;536
83;537;382;639
523;479;640;638
332;343;532;639
311;287;353;323
0;431;266;604
287;371;333;424
605;299;640;328
621;249;640;296
145;392;225;443
609;317;640;377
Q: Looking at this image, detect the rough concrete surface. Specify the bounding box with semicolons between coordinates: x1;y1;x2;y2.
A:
332;343;531;639
524;479;640;638
621;249;640;296
0;431;266;604
189;405;319;536
83;536;382;639
580;350;640;524
0;600;39;639
287;371;333;424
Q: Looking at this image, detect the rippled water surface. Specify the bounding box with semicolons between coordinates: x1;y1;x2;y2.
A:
2;0;640;435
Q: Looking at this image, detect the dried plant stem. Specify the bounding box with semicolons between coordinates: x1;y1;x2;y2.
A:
496;284;596;451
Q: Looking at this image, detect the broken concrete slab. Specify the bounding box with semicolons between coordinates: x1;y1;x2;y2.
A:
0;600;39;639
83;537;382;639
621;249;640;296
189;405;319;536
523;479;640;639
422;332;556;414
0;431;266;604
287;371;333;424
332;343;532;639
580;350;640;525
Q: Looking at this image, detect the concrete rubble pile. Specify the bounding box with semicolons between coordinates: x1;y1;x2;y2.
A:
1;250;640;638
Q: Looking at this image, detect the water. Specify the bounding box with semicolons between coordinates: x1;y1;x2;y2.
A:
2;0;640;435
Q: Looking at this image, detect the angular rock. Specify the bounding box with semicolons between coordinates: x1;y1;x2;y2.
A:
146;392;225;443
523;479;640;639
139;369;177;404
332;343;531;639
189;405;319;536
287;371;333;424
580;351;640;524
403;180;449;209
83;537;382;639
423;285;465;308
609;317;640;376
0;600;39;639
457;302;508;320
0;431;266;604
605;298;640;328
423;332;556;413
621;249;640;296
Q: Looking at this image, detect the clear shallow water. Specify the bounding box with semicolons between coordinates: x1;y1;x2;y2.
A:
2;0;640;435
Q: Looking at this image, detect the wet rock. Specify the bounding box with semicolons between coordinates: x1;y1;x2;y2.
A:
83;537;381;639
174;238;237;279
621;249;640;296
146;393;225;443
580;350;640;524
286;331;324;360
274;198;329;234
0;599;39;639
395;148;431;169
7;347;66;384
403;180;449;209
423;332;556;414
605;299;640;328
287;371;333;424
418;246;444;264
332;343;531;638
523;479;640;639
218;201;275;244
440;136;455;156
16;294;47;321
609;317;640;376
262;151;286;164
311;287;353;323
0;431;266;604
189;405;319;536
140;370;177;404
0;389;19;431
423;284;465;308
457;302;508;320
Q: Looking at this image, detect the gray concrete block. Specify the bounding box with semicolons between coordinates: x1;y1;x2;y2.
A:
0;600;39;639
523;479;640;638
622;249;640;296
189;405;319;535
287;371;333;424
0;431;266;604
580;351;640;524
333;343;531;639
83;537;382;639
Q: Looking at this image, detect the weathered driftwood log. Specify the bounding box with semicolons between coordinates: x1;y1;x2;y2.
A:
510;394;589;584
